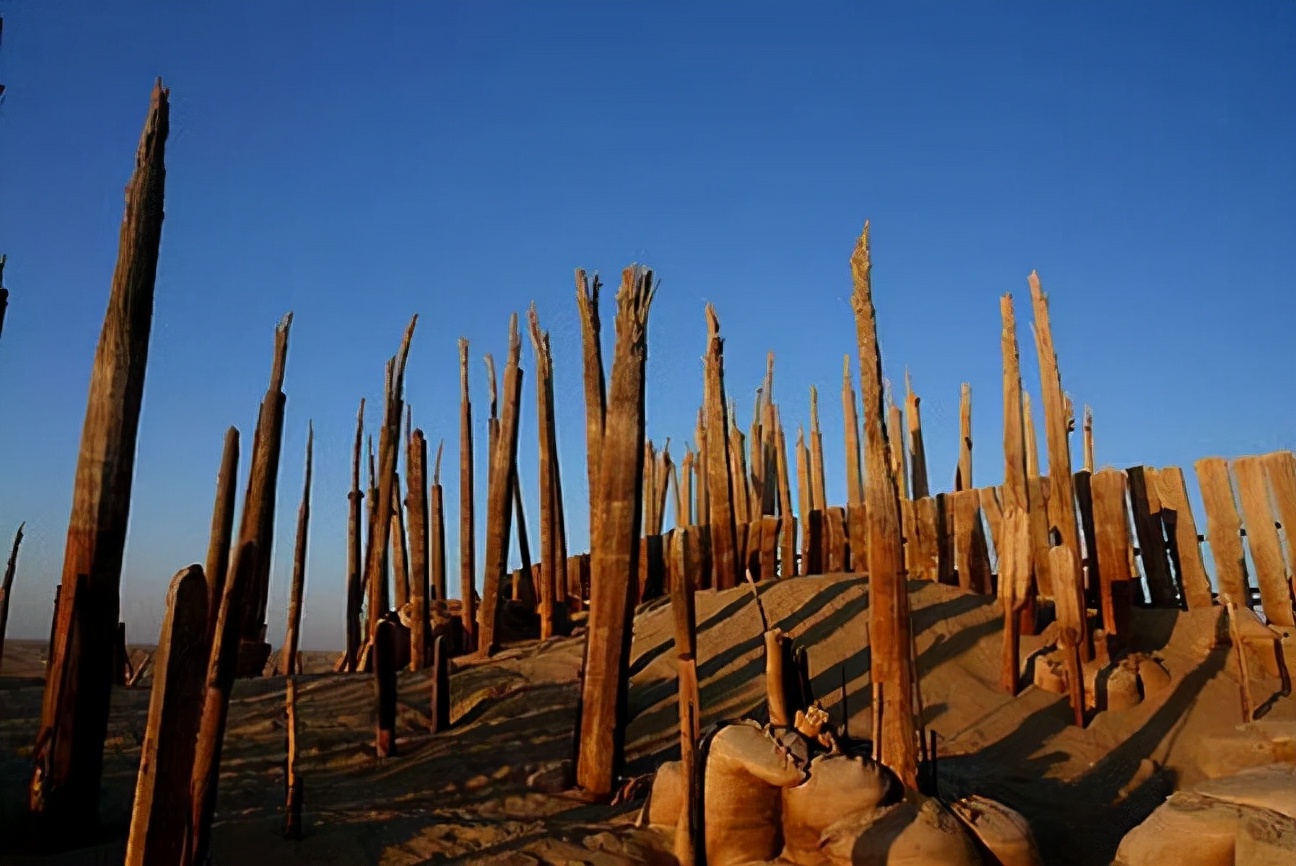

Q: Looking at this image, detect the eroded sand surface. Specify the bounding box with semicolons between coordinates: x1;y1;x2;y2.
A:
2;574;1292;865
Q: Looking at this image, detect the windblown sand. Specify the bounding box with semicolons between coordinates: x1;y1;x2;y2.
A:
1;574;1292;865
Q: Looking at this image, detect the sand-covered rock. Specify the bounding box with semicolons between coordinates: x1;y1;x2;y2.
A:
1195;763;1296;820
1114;791;1244;866
1196;721;1296;779
820;796;980;866
780;753;899;865
949;795;1042;866
642;759;683;830
1235;807;1296;866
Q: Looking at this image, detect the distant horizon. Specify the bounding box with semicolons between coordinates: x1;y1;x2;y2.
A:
1;2;1292;652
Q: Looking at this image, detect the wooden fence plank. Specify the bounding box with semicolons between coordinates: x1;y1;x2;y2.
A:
1196;457;1252;609
910;497;940;582
1090;469;1135;639
1234;456;1294;627
1261;451;1296;585
1155;466;1213;610
1127;466;1177;607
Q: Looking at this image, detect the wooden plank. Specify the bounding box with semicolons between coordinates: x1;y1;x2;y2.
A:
1261;451;1296;590
1155;466;1213;610
1234;455;1294;627
888;396;908;501
1026;476;1054;598
703;306;740;591
842;356;864;507
457;340;478;648
1073;470;1099;612
1127;466;1177;607
125;566;208;866
825;507;847;573
910;497;940;582
955;382;972;491
575;266;655;797
979;486;1004;560
905;370;930;500
952;489;990;593
1090;469;1135;638
1196;457;1251;609
935;493;956;585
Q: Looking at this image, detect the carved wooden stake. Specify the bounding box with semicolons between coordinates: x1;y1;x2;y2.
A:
458;340;477;650
33;81;169;831
575;266;655;798
703;305;740;591
281;424;313;676
282;674;303;840
0;522;24;670
125;566;208;866
204;429;239;648
478;316;524;656
850;223;919;790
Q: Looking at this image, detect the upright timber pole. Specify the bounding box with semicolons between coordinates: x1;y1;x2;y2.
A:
32;81;170;832
458;340;477;650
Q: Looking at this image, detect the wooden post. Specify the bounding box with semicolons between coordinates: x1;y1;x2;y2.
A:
955;383;972;491
430;634;451;733
1226;603;1254;722
1023;392;1040;478
905;369;929;500
1028;272;1088;660
407;431;430;669
478;315;524;656
204;429;239;648
952;490;990;593
1234;455;1294;626
1127;466;1177;607
1262;451;1296;583
809;386;828;513
0;522;24;670
280;424;313;676
909;498;939;582
187;541;257;866
796;426;812;576
729;418;751;528
1090;469;1135;639
576;269;607;574
703;304;740;591
1082;405;1094;472
282;674;303;840
575;265;655;798
1074;470;1100;612
390;477;411;612
236;312;294;674
1196;457;1251;608
670;528;701;866
888;390;908;501
528;306;564;639
1155;467;1213;610
842;355;864;508
32;82;169;830
374;617;399;757
458;340;477;651
774;419;796;577
850;223;919;790
344;400;365;672
430;442;447;603
124;566;208;866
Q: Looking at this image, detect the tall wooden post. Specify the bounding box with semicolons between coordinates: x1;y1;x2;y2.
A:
850;223;918;790
0;522;24;670
998;294;1034;695
458;340;477;650
774;413;796;577
1082;406;1094;472
888;390;908;501
528;305;562;639
125;566;208;866
406;430;430;668
343;401;365;671
1029;273;1089;660
670;528;701;866
843;355;864;508
430;442;447;603
575;266;655;797
478;315;524;656
576;269;608;572
809;386;827;513
955;383;972;491
796;426;813;576
703;305;740;591
32;82;169;830
1023;392;1040;478
905;370;929;500
204;429;239;647
280;424;312;676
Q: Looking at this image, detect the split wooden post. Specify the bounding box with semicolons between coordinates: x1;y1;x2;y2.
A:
280;424;313;676
888;390;908;501
1234;455;1294;626
1029;272;1088;660
390;477;412;611
1155;467;1214;610
955;383;973;491
703;305;740;591
850;223;919;790
477;316;524;656
282;674;303;840
774;416;796;577
187;541;258;866
32;82;170;830
124;566;208;866
236;312;294;675
1196;457;1251;608
430;442;447;603
1023;392;1040;479
1127;466;1177;607
843;355;864;508
0;522;24;670
1262;451;1296;583
344;401;365;671
1090;469;1136;640
1082;406;1094;472
429;634;451;733
204;429;239;647
796;426;813;576
577;269;608;582
529;305;563;639
905;370;929;500
670;527;701;866
809;387;828;513
575;266;655;798
458;340;477;650
406;431;430;669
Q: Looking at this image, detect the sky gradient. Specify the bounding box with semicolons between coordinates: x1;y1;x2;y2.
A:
1;2;1293;650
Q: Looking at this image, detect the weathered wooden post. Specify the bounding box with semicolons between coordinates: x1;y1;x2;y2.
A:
774;414;796;577
236;312;294;676
850;222;919;790
124;566;208;866
905;370;929;500
187;541;257;866
670;528;701;866
701;304;740;591
458;340;477;650
1195;456;1251;608
282;674;303;840
407;429;430;668
1029;272;1089;659
32;81;169;831
1082;405;1094;472
810;387;827;514
430;441;448;603
1090;468;1135;640
204;429;239;647
1234;456;1294;626
577;269;607;578
390;479;412;612
955;383;973;491
998;294;1034;695
528;305;562;639
478;315;524;656
888;389;908;501
1155;466;1213;610
0;522;23;670
575;265;655;797
343;400;365;672
796;426;813;576
280;424;312;676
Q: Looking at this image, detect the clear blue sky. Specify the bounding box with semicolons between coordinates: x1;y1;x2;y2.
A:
1;2;1292;650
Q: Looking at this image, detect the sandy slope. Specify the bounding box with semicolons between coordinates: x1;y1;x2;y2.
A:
1;574;1292;865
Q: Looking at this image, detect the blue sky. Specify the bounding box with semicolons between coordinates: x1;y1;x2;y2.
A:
0;2;1292;650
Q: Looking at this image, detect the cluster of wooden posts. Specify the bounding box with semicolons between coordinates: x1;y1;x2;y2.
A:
7;80;1296;863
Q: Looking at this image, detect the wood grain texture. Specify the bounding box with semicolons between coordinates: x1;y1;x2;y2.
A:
1154;466;1213;610
1234;455;1293;626
1195;457;1251;609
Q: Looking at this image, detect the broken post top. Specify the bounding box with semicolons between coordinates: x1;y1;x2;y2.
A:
809;385;820;432
614;265;655;349
575;268;603;329
458;338;470;392
268;312;293;392
484;353;498;417
433;439;444;485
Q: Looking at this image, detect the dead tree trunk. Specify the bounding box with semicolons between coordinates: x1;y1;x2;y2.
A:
280;424;313;677
125;566;208;866
477;316;524;657
850;223;919;791
32;82;170;831
458;340;477;650
0;522;24;670
575;266;655;797
703;304;740;591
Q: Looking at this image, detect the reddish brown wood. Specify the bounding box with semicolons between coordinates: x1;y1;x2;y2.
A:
1090;469;1135;639
458;340;477;651
909;497;939;582
280;424;313;676
33;82;170;831
703;305;740;591
1234;455;1294;626
406;431;430;669
842;355;864;507
1155;466;1213;610
1262;451;1296;586
203;428;239;648
905;370;930;500
795;426;812;576
955;383;972;491
1127;466;1177;607
1196;456;1250;609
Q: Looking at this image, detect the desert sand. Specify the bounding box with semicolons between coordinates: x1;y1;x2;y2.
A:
2;572;1293;865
